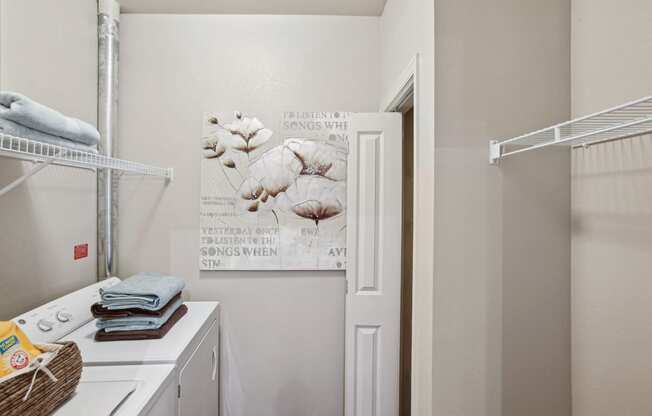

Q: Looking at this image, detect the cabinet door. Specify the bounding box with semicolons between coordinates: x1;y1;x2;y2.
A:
179;320;219;416
146;376;178;416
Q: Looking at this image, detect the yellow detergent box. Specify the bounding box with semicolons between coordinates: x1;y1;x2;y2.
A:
0;321;42;378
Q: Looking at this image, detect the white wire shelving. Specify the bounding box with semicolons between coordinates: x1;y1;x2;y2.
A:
0;133;173;196
489;95;652;164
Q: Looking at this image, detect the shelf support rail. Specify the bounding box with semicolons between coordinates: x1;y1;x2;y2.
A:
0;158;55;197
0;147;68;197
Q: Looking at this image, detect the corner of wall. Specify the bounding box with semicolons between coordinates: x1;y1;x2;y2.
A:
0;0;7;90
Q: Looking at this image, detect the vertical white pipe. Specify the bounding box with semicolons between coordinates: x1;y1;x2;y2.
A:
97;0;120;279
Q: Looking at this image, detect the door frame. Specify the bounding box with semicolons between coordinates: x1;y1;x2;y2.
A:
379;54;425;415
380;55;418;115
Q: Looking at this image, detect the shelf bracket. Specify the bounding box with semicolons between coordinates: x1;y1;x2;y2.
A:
0;158;56;197
489;140;502;165
553;126;561;142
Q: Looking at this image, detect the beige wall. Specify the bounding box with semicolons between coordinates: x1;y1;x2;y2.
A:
0;0;97;319
117;14;379;416
434;0;571;415
571;1;652;415
501;148;571;416
379;0;435;414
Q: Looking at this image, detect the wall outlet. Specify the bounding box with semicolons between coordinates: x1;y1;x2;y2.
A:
74;244;88;260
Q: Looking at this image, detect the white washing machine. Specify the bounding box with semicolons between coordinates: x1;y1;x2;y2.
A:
54;364;177;416
13;278;220;416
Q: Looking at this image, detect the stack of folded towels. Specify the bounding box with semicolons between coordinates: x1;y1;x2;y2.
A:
0;91;99;153
91;273;188;342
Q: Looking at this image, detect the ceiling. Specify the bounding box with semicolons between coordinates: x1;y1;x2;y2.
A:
118;0;388;16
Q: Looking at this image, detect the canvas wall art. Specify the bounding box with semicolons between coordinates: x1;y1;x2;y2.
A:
199;111;350;270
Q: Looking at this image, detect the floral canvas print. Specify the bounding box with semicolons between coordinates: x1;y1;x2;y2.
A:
199;111;349;270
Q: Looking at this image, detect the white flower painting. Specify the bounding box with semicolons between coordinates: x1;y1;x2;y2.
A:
199;111;350;270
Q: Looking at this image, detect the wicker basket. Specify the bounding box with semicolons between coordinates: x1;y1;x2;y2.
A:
0;342;82;416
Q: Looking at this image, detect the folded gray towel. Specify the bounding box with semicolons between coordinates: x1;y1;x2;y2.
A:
0;118;98;154
100;272;186;311
0;91;100;146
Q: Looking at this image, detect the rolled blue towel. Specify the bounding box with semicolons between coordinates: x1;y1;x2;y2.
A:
0;117;98;153
96;298;184;332
100;272;185;311
0;91;100;146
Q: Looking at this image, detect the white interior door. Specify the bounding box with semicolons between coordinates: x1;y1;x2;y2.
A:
345;113;402;416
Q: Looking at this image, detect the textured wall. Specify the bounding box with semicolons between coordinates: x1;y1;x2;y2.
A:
0;0;97;319
571;1;652;415
117;14;379;416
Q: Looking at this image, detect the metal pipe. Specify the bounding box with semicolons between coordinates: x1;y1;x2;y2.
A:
97;0;120;279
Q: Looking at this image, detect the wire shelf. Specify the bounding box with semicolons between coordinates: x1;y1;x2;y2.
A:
0;133;173;179
489;95;652;164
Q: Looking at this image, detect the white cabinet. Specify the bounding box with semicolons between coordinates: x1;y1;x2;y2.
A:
178;320;219;416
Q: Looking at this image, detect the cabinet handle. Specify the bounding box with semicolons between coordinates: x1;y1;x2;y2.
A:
211;346;217;381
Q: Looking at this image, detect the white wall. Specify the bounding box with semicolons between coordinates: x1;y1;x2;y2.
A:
571;1;652;415
117;14;379;416
0;0;97;318
434;0;571;415
379;1;435;414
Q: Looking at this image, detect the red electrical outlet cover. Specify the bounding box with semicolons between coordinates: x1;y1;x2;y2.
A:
74;243;88;260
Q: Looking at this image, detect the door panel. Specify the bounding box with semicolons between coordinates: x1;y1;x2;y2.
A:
346;113;402;416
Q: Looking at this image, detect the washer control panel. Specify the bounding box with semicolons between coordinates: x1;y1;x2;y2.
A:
13;277;121;343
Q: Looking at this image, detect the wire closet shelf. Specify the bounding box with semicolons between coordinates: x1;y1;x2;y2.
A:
489;95;652;164
0;133;173;179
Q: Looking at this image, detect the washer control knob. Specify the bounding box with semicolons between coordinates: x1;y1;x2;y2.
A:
37;319;53;332
56;311;72;323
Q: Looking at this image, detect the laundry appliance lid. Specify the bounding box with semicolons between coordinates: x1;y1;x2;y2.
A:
54;364;174;416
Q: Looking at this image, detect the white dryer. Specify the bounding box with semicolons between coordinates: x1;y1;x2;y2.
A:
13;278;220;416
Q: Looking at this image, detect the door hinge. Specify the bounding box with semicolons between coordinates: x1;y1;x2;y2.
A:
178;384;181;398
345;279;349;294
